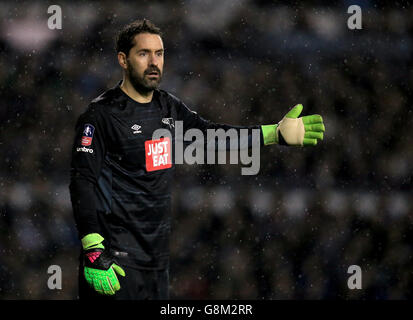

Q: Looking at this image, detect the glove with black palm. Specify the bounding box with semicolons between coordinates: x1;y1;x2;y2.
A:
81;233;125;295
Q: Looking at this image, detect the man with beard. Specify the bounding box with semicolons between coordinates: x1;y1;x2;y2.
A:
69;19;325;300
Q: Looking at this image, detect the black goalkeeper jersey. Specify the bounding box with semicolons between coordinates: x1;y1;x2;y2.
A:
69;81;262;269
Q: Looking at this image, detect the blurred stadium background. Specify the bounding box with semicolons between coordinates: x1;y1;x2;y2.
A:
0;0;412;299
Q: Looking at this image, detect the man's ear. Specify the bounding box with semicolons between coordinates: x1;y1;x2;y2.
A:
117;52;128;70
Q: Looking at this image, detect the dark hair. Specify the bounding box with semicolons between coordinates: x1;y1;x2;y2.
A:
115;19;162;56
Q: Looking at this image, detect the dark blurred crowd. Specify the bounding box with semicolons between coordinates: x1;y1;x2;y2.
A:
0;1;412;299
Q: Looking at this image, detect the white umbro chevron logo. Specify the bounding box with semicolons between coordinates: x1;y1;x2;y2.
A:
131;124;142;134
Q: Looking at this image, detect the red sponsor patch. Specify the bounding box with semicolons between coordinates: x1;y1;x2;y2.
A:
145;137;172;172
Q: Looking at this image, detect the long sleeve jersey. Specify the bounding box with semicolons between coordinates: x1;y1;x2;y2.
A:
69;81;263;269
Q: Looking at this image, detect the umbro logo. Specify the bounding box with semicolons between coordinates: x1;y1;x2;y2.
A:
131;124;142;134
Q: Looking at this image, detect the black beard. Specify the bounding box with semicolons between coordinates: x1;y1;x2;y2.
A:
127;64;162;93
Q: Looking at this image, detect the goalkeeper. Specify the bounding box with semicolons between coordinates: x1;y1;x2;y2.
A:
69;19;325;300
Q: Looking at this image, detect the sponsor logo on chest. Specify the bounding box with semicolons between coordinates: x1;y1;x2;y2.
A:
145;137;172;172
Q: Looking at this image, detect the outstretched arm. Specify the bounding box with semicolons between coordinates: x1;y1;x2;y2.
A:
174;93;324;150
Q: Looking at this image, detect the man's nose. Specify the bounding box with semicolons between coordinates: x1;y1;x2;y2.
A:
148;53;158;66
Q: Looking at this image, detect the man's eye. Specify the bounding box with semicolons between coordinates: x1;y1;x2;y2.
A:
139;52;147;56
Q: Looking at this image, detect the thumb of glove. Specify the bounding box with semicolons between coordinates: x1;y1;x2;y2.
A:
284;104;303;119
112;264;126;277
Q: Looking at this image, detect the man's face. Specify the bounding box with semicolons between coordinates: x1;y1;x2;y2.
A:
125;33;164;92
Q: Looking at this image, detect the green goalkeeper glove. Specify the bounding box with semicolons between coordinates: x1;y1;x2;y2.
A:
81;233;125;295
261;104;325;146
